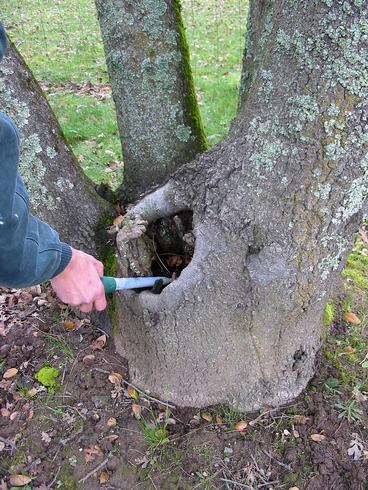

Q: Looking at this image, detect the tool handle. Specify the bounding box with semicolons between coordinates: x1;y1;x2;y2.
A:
101;276;116;294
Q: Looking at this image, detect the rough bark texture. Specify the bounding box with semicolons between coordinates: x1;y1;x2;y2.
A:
94;0;207;202
113;0;368;411
0;41;111;255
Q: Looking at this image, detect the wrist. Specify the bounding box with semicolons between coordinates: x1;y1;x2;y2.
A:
52;243;73;278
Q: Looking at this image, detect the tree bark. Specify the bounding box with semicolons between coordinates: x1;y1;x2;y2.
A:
113;0;368;410
0;41;111;255
94;0;207;202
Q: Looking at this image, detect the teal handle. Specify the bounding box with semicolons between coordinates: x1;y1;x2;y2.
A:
101;276;116;294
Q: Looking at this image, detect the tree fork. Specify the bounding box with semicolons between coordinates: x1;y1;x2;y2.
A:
0;40;111;255
95;0;207;202
112;0;368;411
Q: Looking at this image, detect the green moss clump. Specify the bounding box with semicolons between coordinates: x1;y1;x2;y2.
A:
35;366;60;393
323;300;335;327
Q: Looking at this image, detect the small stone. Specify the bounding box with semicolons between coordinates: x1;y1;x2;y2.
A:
224;447;233;456
91;396;110;409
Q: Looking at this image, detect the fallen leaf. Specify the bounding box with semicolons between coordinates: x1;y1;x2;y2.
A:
216;415;223;425
348;433;364;460
345;345;356;353
132;403;142;419
3;368;18;379
113;215;124;226
108;372;123;385
344;312;361;325
201;412;212;423
10;411;19;421
104;434;119;443
99;471;109;484
127;386;138;399
293;415;309;425
310;434;326;442
1;408;10;417
107;417;117;427
84;444;103;463
166;255;183;268
288;487;300;490
235;420;248;431
0;442;5;451
292;430;300;439
41;432;51;444
82;354;95;365
27;387;38;397
63;320;75;330
27;409;34;421
90;334;107;351
9;474;32;486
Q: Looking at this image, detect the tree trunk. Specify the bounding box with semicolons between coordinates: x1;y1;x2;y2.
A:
94;0;207;202
0;41;111;255
113;0;368;410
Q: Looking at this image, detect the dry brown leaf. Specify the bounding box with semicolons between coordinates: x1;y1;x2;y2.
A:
201;412;212;423
10;412;19;421
1;408;10;417
82;354;95;365
63;320;75;330
104;434;119;443
127;386;138;399
91;334;107;351
84;444;103;463
132;403;142;419
108;372;123;385
293;415;309;425
113;215;124;226
9;474;32;486
345;345;356;353
27;409;34;421
292;430;300;439
99;471;109;484
310;433;326;442
344;312;361;325
235;420;248;431
166;255;183;268
27;387;38;397
288;487;300;490
216;415;223;425
107;417;117;428
3;368;18;379
41;432;51;444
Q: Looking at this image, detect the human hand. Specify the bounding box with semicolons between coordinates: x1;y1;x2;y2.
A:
51;248;107;312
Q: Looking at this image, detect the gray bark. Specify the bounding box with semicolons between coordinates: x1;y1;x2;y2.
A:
0;41;111;255
113;0;368;411
94;0;207;202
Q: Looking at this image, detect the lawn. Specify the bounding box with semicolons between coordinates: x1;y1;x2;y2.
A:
2;0;248;185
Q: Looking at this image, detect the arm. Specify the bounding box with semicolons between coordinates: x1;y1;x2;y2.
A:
0;113;106;312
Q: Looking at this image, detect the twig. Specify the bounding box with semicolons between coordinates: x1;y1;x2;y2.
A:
0;436;16;450
152;237;171;275
92;367;176;409
262;450;292;471
220;479;251;489
258;481;280;488
78;458;109;484
46;465;61;489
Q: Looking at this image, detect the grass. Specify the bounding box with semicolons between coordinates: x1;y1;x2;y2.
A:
2;0;248;185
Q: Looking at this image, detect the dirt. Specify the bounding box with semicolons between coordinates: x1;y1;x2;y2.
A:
0;286;367;490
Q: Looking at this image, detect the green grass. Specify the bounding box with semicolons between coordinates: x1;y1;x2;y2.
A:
2;0;248;185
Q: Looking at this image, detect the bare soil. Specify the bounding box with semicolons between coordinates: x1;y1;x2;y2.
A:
0;286;367;490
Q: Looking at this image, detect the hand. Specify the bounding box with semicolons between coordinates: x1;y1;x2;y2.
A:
51;248;107;312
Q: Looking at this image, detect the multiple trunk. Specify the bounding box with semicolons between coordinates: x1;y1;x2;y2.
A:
0;41;111;255
95;0;207;202
113;0;368;410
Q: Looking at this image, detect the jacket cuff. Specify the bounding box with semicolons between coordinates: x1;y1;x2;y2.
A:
53;243;72;278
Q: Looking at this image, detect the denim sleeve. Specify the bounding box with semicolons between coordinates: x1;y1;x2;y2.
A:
0;112;72;288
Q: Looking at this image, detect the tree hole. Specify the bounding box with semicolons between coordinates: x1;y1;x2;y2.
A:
146;211;194;280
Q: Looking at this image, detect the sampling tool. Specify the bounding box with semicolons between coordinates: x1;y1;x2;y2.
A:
101;276;172;294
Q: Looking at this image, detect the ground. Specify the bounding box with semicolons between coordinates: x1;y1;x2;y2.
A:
0;236;368;489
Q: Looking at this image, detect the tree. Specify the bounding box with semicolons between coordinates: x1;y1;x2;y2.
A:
95;0;207;201
0;40;111;255
110;0;368;410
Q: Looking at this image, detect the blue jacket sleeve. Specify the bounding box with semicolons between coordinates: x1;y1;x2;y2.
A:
0;112;72;288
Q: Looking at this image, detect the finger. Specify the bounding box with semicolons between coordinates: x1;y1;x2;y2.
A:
94;293;107;311
94;260;104;277
79;302;93;313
